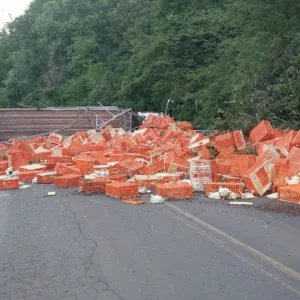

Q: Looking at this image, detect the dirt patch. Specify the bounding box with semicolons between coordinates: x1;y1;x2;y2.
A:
252;197;300;216
193;192;300;217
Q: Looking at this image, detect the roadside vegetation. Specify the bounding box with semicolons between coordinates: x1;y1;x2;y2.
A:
0;0;299;130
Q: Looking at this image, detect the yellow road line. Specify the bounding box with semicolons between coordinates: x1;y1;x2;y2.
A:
164;201;300;296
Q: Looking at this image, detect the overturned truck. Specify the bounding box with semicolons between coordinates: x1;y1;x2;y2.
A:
0;106;138;141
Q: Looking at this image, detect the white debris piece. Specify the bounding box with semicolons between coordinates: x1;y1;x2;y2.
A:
150;195;165;204
85;174;98;179
11;171;19;177
19;185;31;189
286;175;300;185
219;187;231;199
5;167;13;176
138;187;151;194
207;187;239;200
179;179;192;185
229;192;237;200
208;192;221;200
20;164;46;171
241;192;256;200
94;170;109;177
266;193;278;199
229;201;253;206
32;177;38;184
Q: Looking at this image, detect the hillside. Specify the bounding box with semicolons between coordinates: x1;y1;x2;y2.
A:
0;0;299;130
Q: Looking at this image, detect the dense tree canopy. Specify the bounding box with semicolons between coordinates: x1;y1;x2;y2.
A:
0;0;299;130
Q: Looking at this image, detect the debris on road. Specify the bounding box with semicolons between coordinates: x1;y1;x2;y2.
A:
19;184;31;189
150;195;165;204
138;187;151;194
122;196;145;205
218;187;233;199
266;193;278;199
207;187;238;200
47;191;57;196
229;202;253;206
1;115;300;206
241;192;256;200
208;192;221;200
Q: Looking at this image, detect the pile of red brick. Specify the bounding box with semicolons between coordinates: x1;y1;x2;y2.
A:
0;116;300;204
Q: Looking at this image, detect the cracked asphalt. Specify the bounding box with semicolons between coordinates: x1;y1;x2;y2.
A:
0;185;300;300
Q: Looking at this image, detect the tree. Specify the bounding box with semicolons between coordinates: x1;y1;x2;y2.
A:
0;0;299;130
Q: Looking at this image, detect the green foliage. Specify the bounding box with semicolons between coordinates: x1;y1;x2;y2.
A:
0;0;299;130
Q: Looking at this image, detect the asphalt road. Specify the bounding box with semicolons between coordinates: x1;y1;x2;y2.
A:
0;185;300;300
